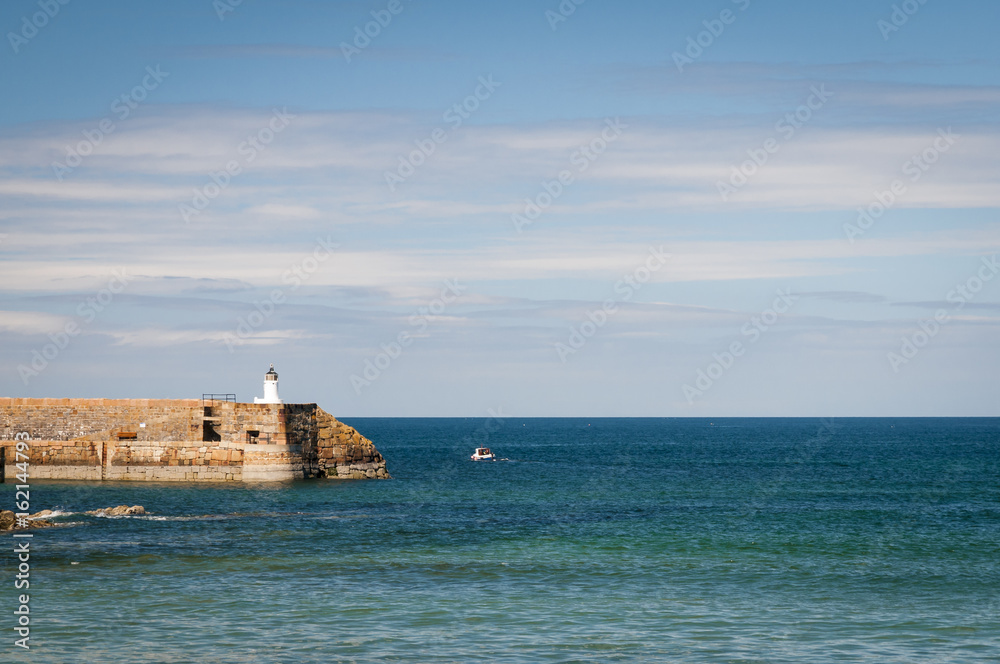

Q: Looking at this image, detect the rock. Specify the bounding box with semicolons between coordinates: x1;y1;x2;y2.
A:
0;510;54;530
85;505;146;517
30;509;55;519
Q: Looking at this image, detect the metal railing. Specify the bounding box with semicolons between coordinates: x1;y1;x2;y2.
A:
202;394;236;403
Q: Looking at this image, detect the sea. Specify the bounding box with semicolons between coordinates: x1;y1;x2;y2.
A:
3;417;999;663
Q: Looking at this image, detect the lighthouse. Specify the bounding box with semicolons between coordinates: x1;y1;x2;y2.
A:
254;364;283;404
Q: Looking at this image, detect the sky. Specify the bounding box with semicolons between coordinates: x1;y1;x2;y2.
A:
0;0;998;416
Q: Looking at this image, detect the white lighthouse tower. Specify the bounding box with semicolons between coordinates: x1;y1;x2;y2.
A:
254;364;283;404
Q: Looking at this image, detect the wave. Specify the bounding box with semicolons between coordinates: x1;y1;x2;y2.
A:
90;513;236;521
28;509;73;520
29;510;370;523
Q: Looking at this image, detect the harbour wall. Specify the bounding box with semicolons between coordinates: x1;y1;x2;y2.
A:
0;398;388;482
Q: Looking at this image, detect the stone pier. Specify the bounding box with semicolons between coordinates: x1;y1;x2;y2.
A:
0;398;389;482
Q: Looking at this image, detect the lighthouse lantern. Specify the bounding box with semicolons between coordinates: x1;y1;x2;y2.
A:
254;364;283;404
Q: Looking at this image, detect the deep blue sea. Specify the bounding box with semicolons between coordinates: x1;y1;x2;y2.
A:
4;418;999;663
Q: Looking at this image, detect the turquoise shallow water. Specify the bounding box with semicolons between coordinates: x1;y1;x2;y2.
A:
3;418;999;663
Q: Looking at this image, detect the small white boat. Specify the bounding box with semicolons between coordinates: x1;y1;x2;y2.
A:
470;447;496;461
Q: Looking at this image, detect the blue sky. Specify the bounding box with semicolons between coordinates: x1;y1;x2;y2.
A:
1;0;998;416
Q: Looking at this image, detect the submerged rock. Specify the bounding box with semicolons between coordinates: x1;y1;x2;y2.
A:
0;506;147;530
86;505;146;517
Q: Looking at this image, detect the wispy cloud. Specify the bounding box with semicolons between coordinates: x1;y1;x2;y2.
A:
172;43;457;62
0;311;72;335
107;327;324;347
2;108;998;217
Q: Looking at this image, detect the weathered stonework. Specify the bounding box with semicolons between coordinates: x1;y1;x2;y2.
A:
0;398;388;482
